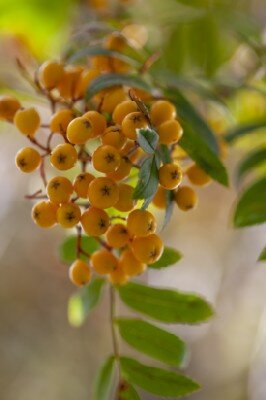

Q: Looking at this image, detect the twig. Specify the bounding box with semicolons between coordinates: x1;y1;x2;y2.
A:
139;51;161;74
94;237;112;251
39;158;47;188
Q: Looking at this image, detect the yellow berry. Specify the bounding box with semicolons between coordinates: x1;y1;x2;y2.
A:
0;95;21;121
115;183;135;212
152;186;167;209
108;265;129;285
174;186;198;211
131;233;164;264
186;164;211;186
122;111;149;140
57;203;81;228
32;201;58;228
150;100;176;126
88;177;119;209
66;116;94;144
14;108;40;137
127;209;156;237
15;147;41;173
83;110;107;137
90;55;112;72
73;172;95;198
106;224;129;248
100;87;127;114
121;141;142;163
50;109;75;134
105;33;127;52
159;163;182;190
120;248;146;276
157;120;183;145
81;207;110;236
69;259;91;286
112;100;138;125
57;66;83;100
92;144;121;173
107;155;132;181
47;176;73;204
39;61;64;90
74;68;101;99
102;125;126;149
91;249;118;275
50;143;78;171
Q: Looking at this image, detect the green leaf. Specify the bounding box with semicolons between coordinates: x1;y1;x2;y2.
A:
118;282;214;324
158;144;172;164
119;382;140;400
224;120;266;143
93;356;116;400
234;178;266;227
117;318;186;367
59;234;99;263
237;148;266;180
121;357;200;397
149;247;182;269
86;73;152;100
258;247;266;262
133;156;159;201
68;278;106;327
137;128;159;154
161;190;175;230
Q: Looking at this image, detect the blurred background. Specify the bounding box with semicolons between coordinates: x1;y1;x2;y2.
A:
0;0;265;399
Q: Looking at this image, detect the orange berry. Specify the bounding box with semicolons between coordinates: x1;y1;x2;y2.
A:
69;259;91;286
186;164;211;186
83;110;107;137
121;141;142;163
74;68;101;99
108;265;129;285
105;33;127;52
32;201;58;228
91;249;118;275
81;207;110;236
39;61;64;90
174;186;198;211
14;107;40;137
0;95;21;121
131;233;164;264
106;224;129;248
88;177;119;209
50;109;75;134
107;155;132;181
127;209;156;237
90;55;112;72
152;186;167;209
92;144;121;173
15;147;41;173
102;125;126;149
157;120;183;145
57;66;83;100
150;100;176;126
122;111;149;140
66;116;94;144
47;176;73;204
50;143;78;171
100;87;127;114
159;163;182;190
57;203;81;228
133;88;151;101
113;100;138;125
120;248;146;276
115;183;135;212
73;172;95;198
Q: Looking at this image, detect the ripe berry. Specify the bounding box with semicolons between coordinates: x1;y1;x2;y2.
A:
50;109;75;134
115;183;135;212
50;143;78;170
107;156;132;181
15;147;41;173
121;141;142;163
174;186;198;211
88;177;119;209
152;186;167;209
57;203;81;228
131;233;164;264
159;163;182;190
102;125;126;149
150;100;176;126
127;209;156;237
186;164;211;186
66;116;94;144
112;100;138;125
69;259;91;286
92;145;121;173
106;224;129;248
120;248;146;276
32;201;58;228
91;55;112;72
81;207;110;236
74;68;100;99
0;95;21;121
57;66;83;100
47;176;73;204
83;110;107;137
157;120;183;145
91;249;118;275
108;265;129;285
105;33;126;52
39;61;64;90
122;111;149;140
100;87;127;114
73;172;94;198
14;108;40;137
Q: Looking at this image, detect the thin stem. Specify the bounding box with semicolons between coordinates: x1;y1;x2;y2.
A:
39;158;47;188
28;136;49;152
94;237;112;251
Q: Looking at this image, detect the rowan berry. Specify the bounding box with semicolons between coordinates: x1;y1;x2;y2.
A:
73;172;94;198
122;111;149;140
120;141;142;163
47;176;73;204
108;265;129;285
15;147;41;173
83;110;107;137
92;145;121;173
112;100;138;125
90;55;112;72
127;209;156;237
32;201;58;228
105;33;126;52
57;203;81;228
57;66;83;100
0;95;21;121
107;155;132;181
88;177;119;209
106;224;129;248
131;233;163;264
100;87;127;114
74;68;101;99
186;164;211;186
174;186;198;211
152;186;167;209
133;88;151;101
39;61;64;90
91;249;118;275
102;125;126;149
115;183;135;212
150;100;176;126
66;116;94;144
14;107;40;137
120;248;146;276
50;143;78;171
69;259;91;286
157;119;183;145
50;109;75;134
159;163;182;190
81;207;110;236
